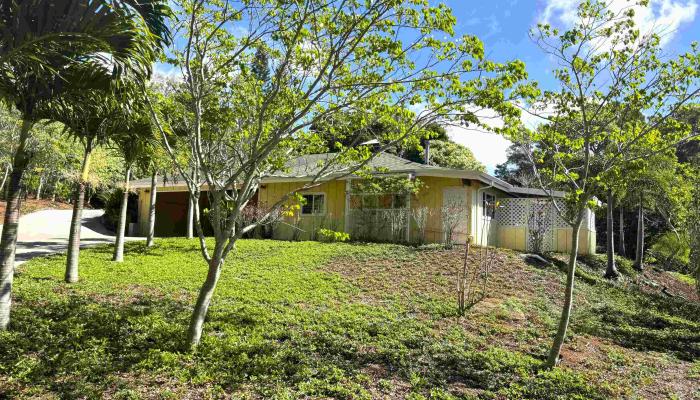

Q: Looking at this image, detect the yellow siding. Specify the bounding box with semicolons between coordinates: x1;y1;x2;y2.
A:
137;189;150;235
258;180;346;240
553;227;595;255
411;176;471;243
497;226;527;251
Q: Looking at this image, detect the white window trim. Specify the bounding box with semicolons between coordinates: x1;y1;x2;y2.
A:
301;192;326;216
483;192;496;220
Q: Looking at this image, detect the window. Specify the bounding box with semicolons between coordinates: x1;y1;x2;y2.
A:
301;193;325;215
483;193;496;218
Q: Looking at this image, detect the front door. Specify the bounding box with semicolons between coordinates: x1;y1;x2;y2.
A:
442;187;470;244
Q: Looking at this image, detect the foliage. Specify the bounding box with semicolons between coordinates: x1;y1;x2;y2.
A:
425;139;485;172
510;0;700;367
5;239;681;398
494;141;541;186
6;239;697;397
149;0;528;345
316;229;350;243
649;232;690;271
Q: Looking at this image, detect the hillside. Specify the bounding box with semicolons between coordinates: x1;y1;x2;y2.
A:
0;239;698;398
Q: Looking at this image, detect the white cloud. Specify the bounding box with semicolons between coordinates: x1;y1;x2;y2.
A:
541;0;698;47
446;124;512;174
152;63;181;82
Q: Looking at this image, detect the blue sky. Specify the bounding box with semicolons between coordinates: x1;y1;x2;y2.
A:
443;0;700;173
156;1;699;173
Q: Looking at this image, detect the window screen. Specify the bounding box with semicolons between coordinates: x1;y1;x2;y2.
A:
301;194;325;215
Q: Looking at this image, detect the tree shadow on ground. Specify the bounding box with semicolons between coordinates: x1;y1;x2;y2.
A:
0;293;191;398
541;255;700;361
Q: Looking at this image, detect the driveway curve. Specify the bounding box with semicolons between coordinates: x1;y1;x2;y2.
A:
5;209;118;266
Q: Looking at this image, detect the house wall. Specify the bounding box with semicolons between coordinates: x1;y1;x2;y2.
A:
137;177;596;255
257;180;346;241
494;200;596;255
411;176;471;243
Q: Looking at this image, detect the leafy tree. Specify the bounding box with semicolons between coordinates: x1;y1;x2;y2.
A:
672;104;700;163
424;139;485;171
494;139;542;186
148;0;527;347
111;112;157;262
514;1;700;368
689;160;700;294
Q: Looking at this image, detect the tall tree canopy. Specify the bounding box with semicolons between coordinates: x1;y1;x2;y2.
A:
149;0;529;346
512;0;700;368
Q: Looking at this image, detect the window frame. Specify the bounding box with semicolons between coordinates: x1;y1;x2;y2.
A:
300;192;326;216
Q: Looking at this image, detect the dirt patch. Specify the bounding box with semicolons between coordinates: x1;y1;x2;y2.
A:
638;268;699;302
0;198;73;218
325;246;700;399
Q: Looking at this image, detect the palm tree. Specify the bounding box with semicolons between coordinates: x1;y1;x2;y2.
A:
0;0;170;329
45;86;138;282
111;112;156;262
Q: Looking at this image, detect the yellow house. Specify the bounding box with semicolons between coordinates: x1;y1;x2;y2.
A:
131;153;596;255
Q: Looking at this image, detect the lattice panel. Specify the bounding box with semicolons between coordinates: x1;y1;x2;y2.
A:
553;200;570;228
496;198;529;227
528;199;554;252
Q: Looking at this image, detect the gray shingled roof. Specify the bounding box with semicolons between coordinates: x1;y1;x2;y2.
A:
130;152;564;198
268;152;444;178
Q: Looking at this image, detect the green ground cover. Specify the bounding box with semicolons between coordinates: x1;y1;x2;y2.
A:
0;239;697;399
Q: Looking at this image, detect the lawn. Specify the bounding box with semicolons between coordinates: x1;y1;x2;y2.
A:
0;239;698;399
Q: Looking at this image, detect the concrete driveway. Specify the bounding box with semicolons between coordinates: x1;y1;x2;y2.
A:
4;209;119;265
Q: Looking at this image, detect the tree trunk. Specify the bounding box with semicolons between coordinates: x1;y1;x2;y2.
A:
187;256;223;347
618;206;625;257
112;165;131;262
545;215;583;368
146;171;157;247
65;140;93;283
186;193;194;239
0;165;10;199
634;194;645;271
35;174;44;200
605;189;619;279
0;120;33;330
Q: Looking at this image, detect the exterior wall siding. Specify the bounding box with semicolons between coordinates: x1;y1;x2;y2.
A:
136;178;596;255
411;176;471;244
258;180;346;241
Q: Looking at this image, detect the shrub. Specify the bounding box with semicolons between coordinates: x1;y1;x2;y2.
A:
649;232;690;272
317;228;350;243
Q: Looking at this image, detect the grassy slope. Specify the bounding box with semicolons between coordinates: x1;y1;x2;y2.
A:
0;239;698;399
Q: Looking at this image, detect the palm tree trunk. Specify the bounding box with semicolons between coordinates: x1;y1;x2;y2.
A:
186;193;194;239
0;120;33;330
605;189;618;279
618;206;625;257
545;214;583;368
146;171;157;247
112;165;131;262
0;165;10;199
35;174;44;200
65;140;93;283
188;252;224;347
634;194;645;271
